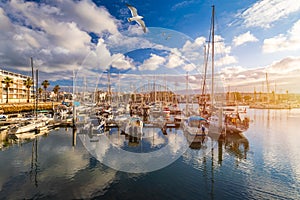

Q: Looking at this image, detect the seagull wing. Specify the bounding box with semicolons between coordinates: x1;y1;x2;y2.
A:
126;4;138;17
136;19;146;33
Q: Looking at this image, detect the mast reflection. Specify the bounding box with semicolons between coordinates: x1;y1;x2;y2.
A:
30;135;39;187
218;132;249;165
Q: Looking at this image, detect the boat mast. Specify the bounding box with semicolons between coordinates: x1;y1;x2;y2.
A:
31;57;34;105
186;72;189;115
154;75;156;103
118;72;121;104
72;70;76;126
107;70;111;104
201;44;208;114
211;5;215;111
266;72;270;103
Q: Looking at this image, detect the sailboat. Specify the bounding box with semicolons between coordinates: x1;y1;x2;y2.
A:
205;6;249;135
184;6;217;141
183;6;222;141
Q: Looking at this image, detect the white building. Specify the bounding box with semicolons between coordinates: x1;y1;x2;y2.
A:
0;69;32;103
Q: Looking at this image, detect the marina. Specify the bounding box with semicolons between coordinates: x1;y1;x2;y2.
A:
0;108;299;199
0;0;300;199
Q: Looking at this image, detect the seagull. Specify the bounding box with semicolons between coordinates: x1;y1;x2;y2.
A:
126;3;146;33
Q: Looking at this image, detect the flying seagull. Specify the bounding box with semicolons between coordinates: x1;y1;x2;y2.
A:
126;3;146;33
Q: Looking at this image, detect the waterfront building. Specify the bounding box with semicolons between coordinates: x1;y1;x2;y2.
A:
0;69;32;103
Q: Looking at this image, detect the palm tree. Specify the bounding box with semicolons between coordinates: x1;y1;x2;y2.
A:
23;77;34;103
2;77;13;103
38;87;43;101
41;80;50;102
53;85;60;102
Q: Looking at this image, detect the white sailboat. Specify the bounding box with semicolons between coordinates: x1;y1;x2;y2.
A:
206;11;249;134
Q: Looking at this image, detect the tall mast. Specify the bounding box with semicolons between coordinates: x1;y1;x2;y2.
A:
35;69;38;120
211;5;215;110
201;44;208;113
118;72;120;105
73;70;76;126
154;75;156;103
164;74;167;103
107;70;111;104
266;72;270;103
186;72;189;115
31;57;34;103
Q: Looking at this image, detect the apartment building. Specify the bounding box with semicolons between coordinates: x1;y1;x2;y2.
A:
0;69;32;103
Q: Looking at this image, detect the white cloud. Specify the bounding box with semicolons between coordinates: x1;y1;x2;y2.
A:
215;55;238;67
183;63;196;72
171;0;197;11
139;54;165;71
267;56;300;74
180;37;205;65
165;52;185;69
219;56;300;93
0;0;124;82
0;7;13;32
106;31;155;55
188;75;196;81
58;0;119;35
233;31;258;47
178;35;235;69
182;37;206;53
111;54;136;70
238;0;300;28
214;35;231;55
127;25;146;36
263;19;300;53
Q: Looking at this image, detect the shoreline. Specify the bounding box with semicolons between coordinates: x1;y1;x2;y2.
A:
0;102;61;114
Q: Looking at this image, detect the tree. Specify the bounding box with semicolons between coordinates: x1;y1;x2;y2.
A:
53;85;60;102
38;87;43;101
23;77;33;103
244;95;252;102
2;77;13;103
41;80;50;102
234;92;242;102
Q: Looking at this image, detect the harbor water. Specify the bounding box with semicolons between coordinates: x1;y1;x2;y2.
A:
0;108;300;199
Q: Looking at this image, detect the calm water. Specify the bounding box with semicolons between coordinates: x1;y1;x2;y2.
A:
0;109;300;199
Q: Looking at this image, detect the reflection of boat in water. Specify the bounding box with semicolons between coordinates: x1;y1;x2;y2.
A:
128;135;140;147
188;135;209;149
80;117;106;135
207;113;223;134
125;116;143;138
183;116;208;144
224;132;249;159
217;131;249;164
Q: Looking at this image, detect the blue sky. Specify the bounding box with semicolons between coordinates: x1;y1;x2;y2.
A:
0;0;300;93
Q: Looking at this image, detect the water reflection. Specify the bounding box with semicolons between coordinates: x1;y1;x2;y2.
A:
183;130;250;168
0;128;120;199
218;132;249;163
30;137;39;187
72;127;77;147
1;109;299;199
79;125;189;173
